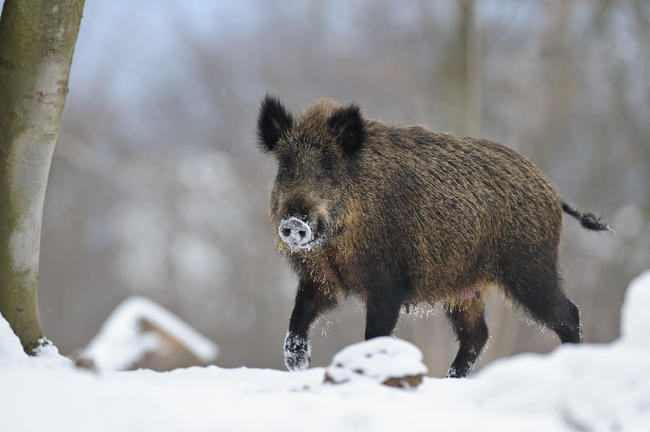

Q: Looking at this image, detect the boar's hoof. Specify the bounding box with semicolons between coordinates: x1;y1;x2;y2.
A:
284;332;311;371
279;217;313;249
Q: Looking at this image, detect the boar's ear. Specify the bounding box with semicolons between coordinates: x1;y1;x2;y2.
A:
327;104;365;157
257;94;294;153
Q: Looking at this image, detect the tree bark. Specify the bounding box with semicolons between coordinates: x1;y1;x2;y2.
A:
443;0;481;136
459;0;481;136
0;0;85;354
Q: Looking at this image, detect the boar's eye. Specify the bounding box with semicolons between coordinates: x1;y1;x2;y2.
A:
320;163;334;178
321;165;333;178
320;157;335;179
280;162;293;177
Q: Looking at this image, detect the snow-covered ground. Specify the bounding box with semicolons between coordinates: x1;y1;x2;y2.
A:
2;271;650;431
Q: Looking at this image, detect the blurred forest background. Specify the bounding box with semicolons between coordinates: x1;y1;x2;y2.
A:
22;0;650;374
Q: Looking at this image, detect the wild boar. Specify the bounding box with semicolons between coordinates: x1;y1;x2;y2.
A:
256;95;610;377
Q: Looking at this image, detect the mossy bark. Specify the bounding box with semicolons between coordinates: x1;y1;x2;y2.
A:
0;0;85;354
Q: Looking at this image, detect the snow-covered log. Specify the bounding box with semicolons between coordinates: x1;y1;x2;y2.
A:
79;296;218;371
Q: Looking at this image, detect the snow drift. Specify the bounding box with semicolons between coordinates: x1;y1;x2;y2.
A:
1;271;650;431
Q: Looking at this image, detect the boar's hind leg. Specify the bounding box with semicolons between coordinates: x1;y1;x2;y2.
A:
285;278;337;371
501;255;582;344
445;298;488;378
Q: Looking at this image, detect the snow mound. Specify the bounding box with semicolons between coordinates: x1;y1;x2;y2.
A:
325;337;427;387
620;269;650;347
0;317;71;367
34;337;73;367
81;296;218;370
0;313;28;362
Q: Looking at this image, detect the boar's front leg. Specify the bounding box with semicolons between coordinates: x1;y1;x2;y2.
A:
285;278;336;371
364;286;404;340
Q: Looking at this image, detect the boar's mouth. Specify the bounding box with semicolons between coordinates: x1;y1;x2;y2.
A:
278;217;326;251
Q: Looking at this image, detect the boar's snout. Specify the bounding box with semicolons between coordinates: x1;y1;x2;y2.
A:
279;217;313;249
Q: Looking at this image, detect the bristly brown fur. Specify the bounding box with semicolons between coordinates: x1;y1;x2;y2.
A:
258;96;608;377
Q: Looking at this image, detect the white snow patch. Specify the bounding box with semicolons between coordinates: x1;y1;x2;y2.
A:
0;317;71;369
0;314;28;361
620;269;650;347
81;296;218;370
325;337;427;384
33;338;73;367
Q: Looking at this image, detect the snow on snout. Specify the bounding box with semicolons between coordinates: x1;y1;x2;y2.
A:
324;337;428;388
279;217;313;249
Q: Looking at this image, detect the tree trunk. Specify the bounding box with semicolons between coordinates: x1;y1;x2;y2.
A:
459;0;481;137
0;0;85;354
443;0;481;136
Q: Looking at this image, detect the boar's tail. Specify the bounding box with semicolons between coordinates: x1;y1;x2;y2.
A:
562;201;612;231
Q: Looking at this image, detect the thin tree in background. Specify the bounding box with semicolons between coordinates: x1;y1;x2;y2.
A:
0;0;85;354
